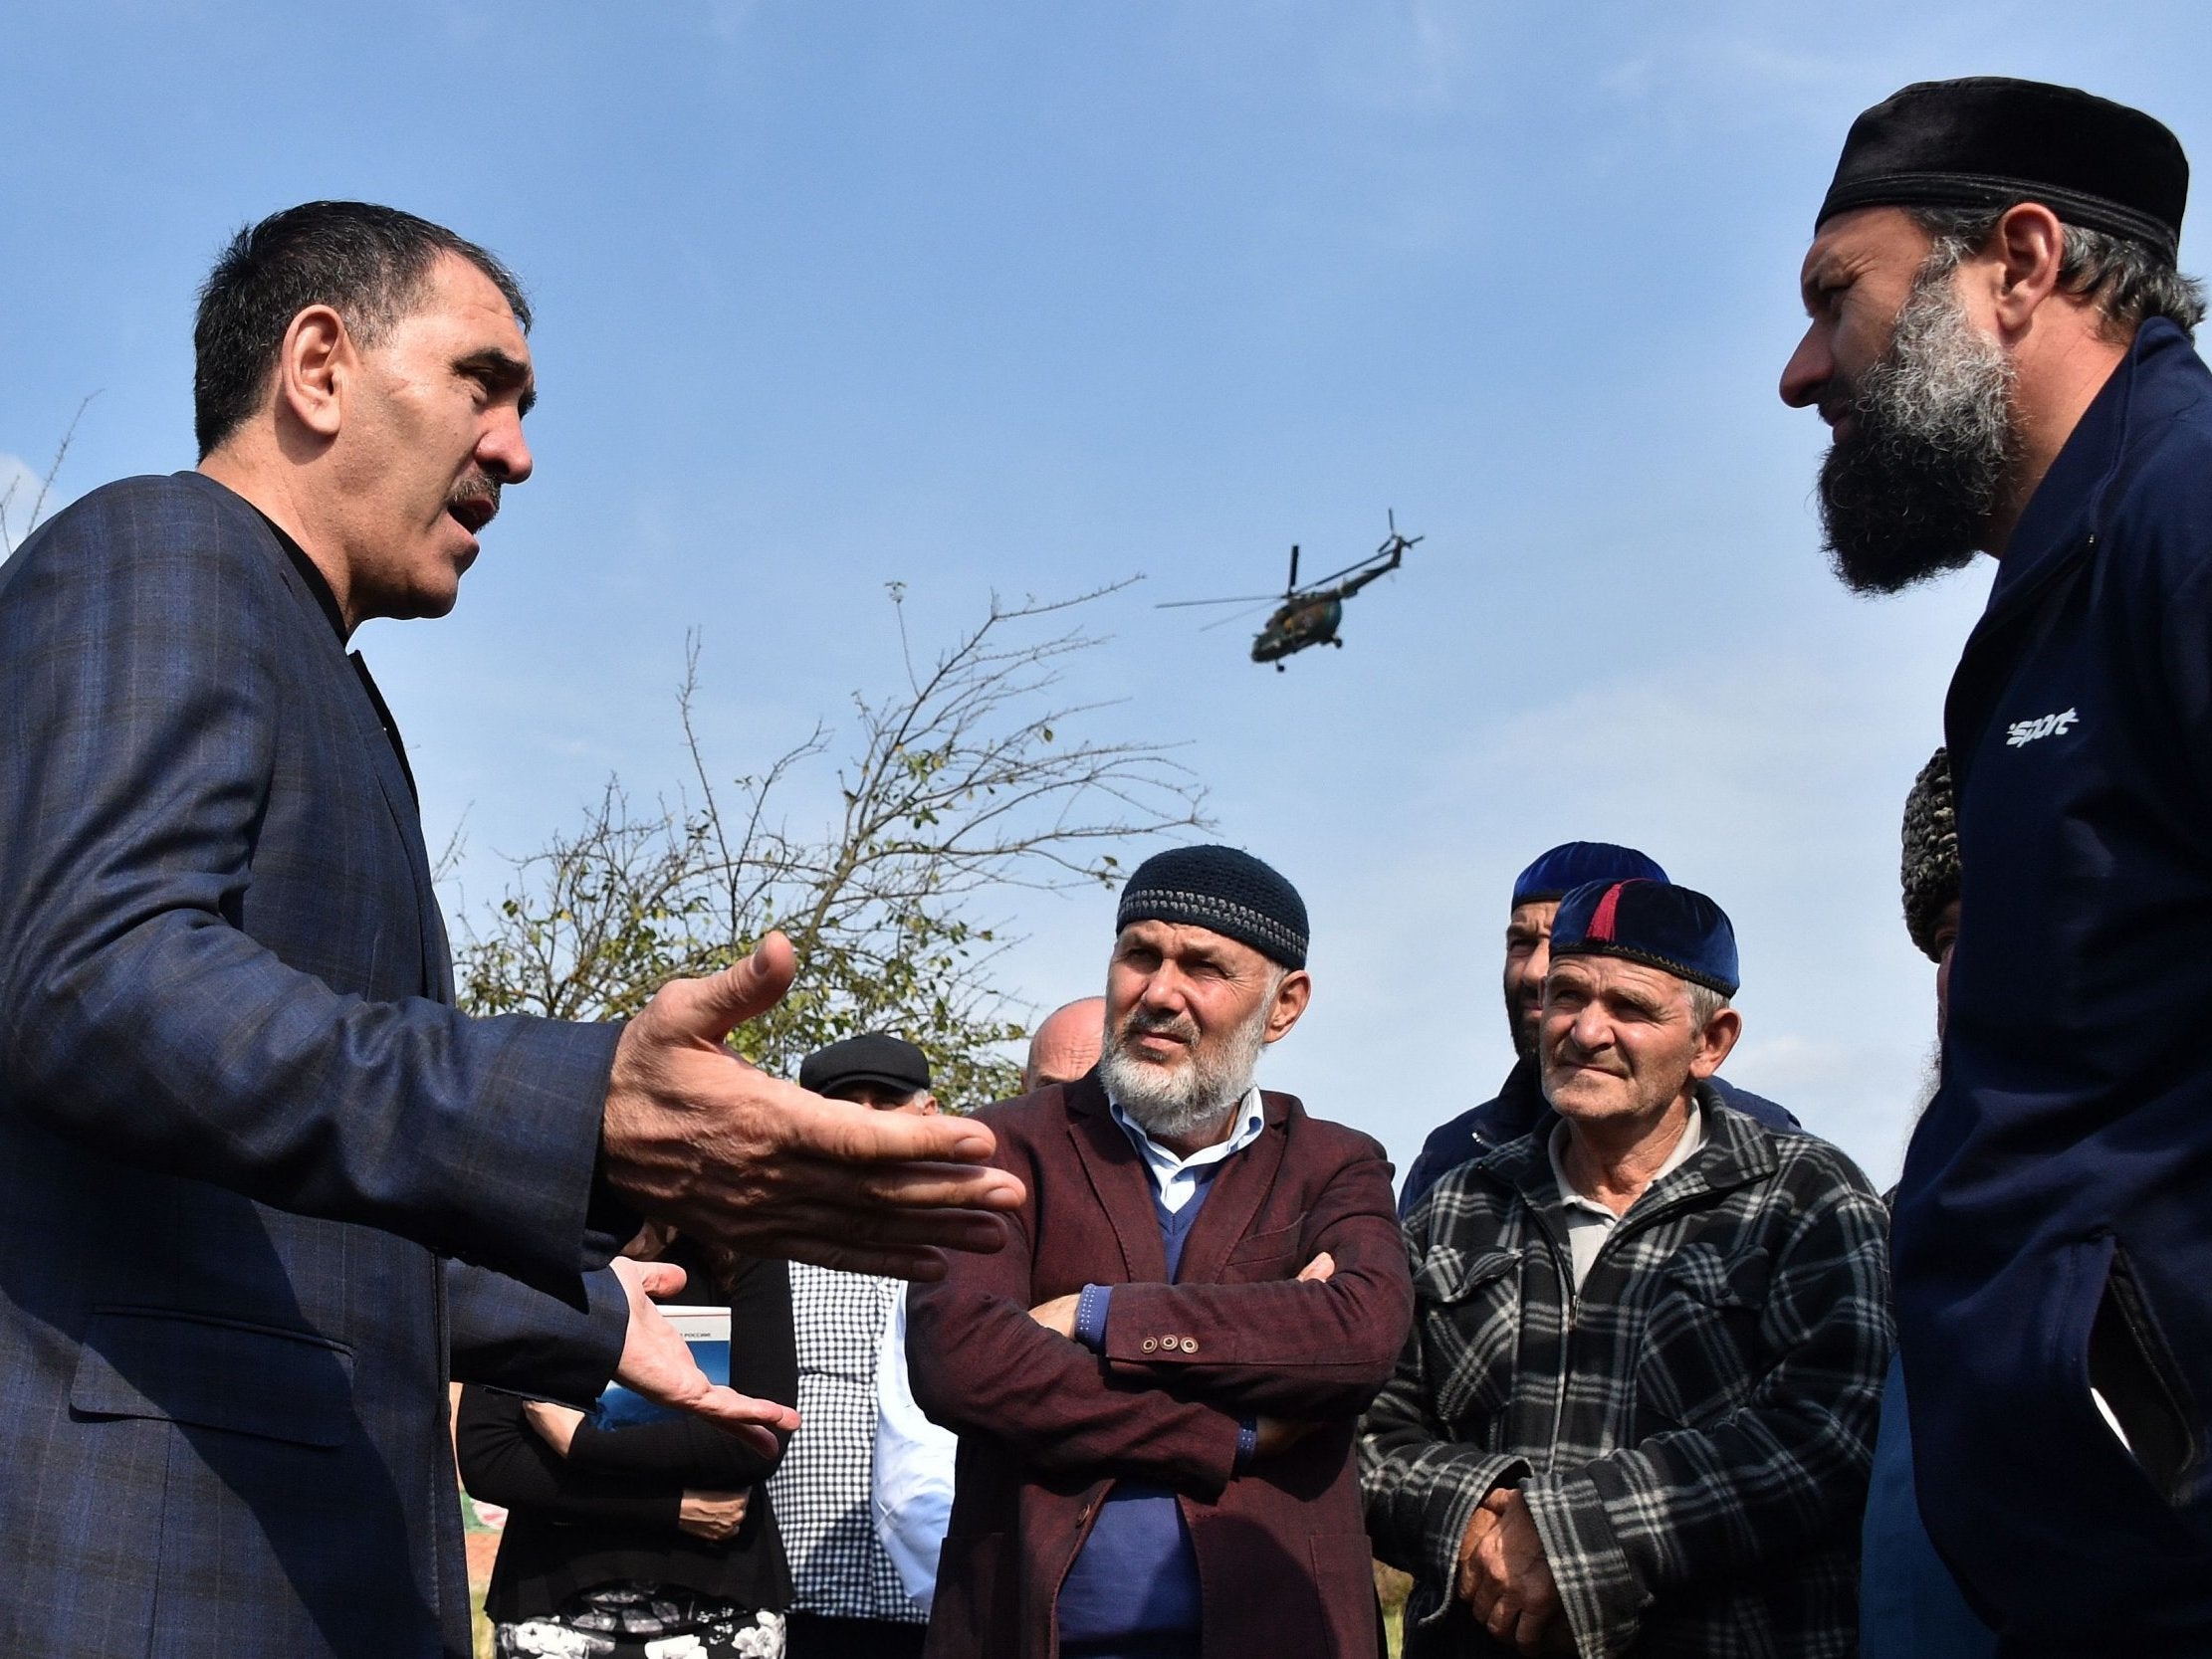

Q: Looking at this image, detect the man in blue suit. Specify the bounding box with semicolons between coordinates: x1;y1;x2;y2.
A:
0;202;1022;1658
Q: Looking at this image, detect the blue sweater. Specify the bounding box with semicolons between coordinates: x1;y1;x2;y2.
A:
1055;1166;1223;1651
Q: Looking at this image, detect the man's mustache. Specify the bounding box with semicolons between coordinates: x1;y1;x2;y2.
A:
1121;1009;1200;1047
447;472;501;524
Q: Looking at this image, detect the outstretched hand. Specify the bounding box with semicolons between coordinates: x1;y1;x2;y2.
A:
608;1257;798;1457
601;934;1026;1281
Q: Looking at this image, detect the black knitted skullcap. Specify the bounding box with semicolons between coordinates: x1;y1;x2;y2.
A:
1116;845;1308;969
1818;78;2187;261
1900;747;1961;962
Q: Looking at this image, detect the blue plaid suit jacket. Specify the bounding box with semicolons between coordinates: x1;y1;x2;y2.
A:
0;473;631;1657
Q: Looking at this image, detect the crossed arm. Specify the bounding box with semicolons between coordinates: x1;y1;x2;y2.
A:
907;1138;1410;1494
1070;1146;1411;1420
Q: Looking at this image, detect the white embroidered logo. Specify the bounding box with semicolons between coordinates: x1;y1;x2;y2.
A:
2006;708;2080;747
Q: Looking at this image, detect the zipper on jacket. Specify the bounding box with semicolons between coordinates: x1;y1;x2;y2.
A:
1520;1205;1579;1470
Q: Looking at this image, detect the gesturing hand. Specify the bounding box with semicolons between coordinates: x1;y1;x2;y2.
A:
1462;1488;1567;1655
609;1257;798;1456
678;1489;751;1543
601;933;1026;1280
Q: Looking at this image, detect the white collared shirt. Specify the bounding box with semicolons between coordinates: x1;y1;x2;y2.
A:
1548;1102;1704;1292
872;1292;958;1614
1109;1087;1267;1213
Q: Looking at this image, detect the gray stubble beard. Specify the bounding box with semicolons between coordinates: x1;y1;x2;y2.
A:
1100;1001;1270;1144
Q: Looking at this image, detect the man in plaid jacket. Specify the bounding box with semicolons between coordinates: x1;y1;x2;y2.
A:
1363;878;1890;1658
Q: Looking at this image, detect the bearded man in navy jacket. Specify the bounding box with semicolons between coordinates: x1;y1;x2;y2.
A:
1781;79;2212;1653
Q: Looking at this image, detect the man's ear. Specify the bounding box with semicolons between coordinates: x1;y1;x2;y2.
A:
1262;969;1312;1044
916;1092;941;1117
275;304;354;442
1989;201;2068;336
1687;1005;1742;1079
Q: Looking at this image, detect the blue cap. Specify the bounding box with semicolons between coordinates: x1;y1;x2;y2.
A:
1550;878;1739;996
1511;842;1667;909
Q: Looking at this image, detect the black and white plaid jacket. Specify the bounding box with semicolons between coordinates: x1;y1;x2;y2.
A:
1361;1090;1891;1659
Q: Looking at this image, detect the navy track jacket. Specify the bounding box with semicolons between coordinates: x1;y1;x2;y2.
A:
1896;318;2212;1652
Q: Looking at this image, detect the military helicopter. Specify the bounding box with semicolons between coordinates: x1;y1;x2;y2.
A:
1159;512;1422;669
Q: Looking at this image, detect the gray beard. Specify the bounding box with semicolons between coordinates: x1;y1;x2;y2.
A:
1099;1004;1269;1143
1819;261;2018;595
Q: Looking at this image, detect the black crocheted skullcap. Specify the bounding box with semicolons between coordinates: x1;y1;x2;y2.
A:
1116;845;1309;969
1818;78;2187;261
1900;747;1961;962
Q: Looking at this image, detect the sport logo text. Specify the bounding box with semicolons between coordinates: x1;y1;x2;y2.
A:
2006;708;2080;748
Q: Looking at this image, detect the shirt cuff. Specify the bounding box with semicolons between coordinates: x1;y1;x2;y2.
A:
1074;1283;1112;1350
1234;1417;1259;1471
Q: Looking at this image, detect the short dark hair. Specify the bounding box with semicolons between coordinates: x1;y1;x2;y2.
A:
1909;204;2206;339
192;201;532;458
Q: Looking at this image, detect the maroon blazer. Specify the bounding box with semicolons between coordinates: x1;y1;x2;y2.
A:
907;1073;1414;1659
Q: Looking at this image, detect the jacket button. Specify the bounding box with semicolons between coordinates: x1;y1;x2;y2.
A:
1181;1337;1199;1353
1160;1331;1178;1347
1141;1337;1158;1352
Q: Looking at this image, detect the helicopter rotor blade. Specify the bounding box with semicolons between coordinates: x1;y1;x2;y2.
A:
1301;553;1397;591
1199;602;1274;634
1156;594;1281;609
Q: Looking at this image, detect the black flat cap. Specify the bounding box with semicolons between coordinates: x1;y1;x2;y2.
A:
1819;78;2187;260
799;1032;932;1098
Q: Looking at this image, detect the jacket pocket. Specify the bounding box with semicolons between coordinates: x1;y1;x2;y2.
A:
1223;1215;1309;1280
2087;1239;2200;1508
1420;1248;1521;1429
71;1306;355;1448
1636;1244;1770;1429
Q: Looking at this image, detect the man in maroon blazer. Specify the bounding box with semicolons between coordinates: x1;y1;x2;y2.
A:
908;845;1414;1659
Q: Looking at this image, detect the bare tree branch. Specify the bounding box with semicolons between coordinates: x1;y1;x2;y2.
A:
455;580;1206;1107
2;394;99;555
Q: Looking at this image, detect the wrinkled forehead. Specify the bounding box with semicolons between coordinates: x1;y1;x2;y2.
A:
1113;918;1273;974
1547;950;1691;1003
1800;204;1936;299
1505;900;1559;935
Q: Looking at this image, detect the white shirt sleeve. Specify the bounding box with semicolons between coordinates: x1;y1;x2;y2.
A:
872;1289;959;1614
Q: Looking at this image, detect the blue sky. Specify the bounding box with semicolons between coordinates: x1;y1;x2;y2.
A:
7;1;2208;1184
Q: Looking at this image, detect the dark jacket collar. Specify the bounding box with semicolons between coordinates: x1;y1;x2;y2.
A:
1987;316;2210;618
1060;1070;1297;1285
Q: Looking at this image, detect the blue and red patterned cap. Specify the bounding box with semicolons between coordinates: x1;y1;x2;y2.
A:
1549;878;1739;997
